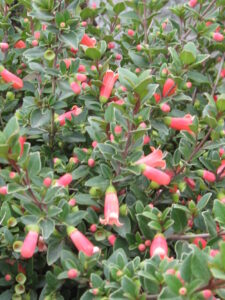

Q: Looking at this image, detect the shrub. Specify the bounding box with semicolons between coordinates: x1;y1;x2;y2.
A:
0;0;225;299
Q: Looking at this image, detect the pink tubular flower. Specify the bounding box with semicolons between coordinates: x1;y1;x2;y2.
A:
70;81;81;95
135;147;166;169
80;34;96;47
58;106;82;126
221;69;225;78
154;93;161;103
34;31;41;40
0;66;23;89
99;70;119;103
150;234;168;259
142;165;171;185
57;173;73;187
21;225;39;259
202;170;216;182
19;136;26;157
213;32;224;42
164;114;193;133
162;78;177;97
67;227;99;256
100;185;123;227
0;186;7;195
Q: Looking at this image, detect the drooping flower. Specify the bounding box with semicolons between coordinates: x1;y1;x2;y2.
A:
21;225;39;259
198;170;216;182
164;114;194;132
142;165;171;185
150;234;168;259
0;66;23;89
99;70;119;103
100;185;123;227
162;78;177;97
135;147;166;169
80;34;96;47
58;106;82;126
67;227;99;256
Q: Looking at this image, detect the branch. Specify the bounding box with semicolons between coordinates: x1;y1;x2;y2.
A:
143;0;148;43
211;53;225;97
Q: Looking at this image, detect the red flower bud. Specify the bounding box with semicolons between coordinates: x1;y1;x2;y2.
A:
0;186;8;195
68;198;76;206
78;64;86;72
70;82;81;95
128;29;135;37
0;42;9;51
108;234;116;246
56;173;73;187
76;73;87;82
138;243;146;252
160;103;171;112
67;269;78;279
88;158;95;167
202;290;212;299
179;287;187;296
108;42;115;49
162;78;177;97
43;177;52;187
14;40;26;49
90;224;97;233
189;0;198;8
19;136;26;157
32;40;38;47
202;170;216;182
136;44;142;51
5;274;11;281
154;93;161;103
213;32;224;42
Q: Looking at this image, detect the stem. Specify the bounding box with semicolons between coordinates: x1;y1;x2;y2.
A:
211;54;225;96
143;0;148;43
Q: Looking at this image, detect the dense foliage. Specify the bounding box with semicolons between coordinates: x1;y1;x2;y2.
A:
0;0;225;299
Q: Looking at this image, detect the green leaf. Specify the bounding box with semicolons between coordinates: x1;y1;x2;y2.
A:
118;68;138;89
113;2;126;14
59;29;84;50
216;94;225;113
180;42;197;65
85;47;101;60
202;210;217;237
30;109;51;128
72;165;89;180
121;275;139;297
171;208;187;233
47;238;64;265
3;117;19;140
27;152;41;177
164;275;182;295
191;247;211;283
213;200;225;224
40;218;55;239
197;193;211;211
128;50;148;68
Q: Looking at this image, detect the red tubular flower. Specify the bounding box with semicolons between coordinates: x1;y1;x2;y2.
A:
19;136;26;157
164;114;193;132
99;70;119;103
142;165;171;185
0;66;23;89
21;225;39;259
56;173;73;187
58;106;82;126
80;34;96;47
135;147;166;169
221;69;225;78
213;32;224;42
185;177;196;189
162;78;177;97
150;234;168;259
67;227;99;256
100;185;123;227
14;40;26;49
200;170;216;182
70;81;81;95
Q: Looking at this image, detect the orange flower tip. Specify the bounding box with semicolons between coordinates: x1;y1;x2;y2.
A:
99;96;108;104
67;226;76;236
164;117;171;126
